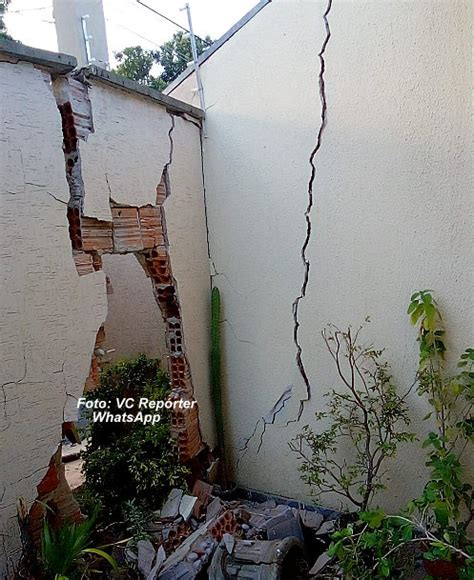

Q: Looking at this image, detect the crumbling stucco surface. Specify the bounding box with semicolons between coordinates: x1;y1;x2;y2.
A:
0;61;107;575
166;115;215;447
79;81;172;221
169;0;473;511
1;60;210;573
76;78;213;447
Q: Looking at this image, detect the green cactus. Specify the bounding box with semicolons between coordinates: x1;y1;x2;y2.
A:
211;286;225;456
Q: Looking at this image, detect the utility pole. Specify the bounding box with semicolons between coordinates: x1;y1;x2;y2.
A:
181;3;205;112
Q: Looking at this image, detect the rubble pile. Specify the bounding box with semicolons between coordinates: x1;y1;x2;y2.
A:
124;482;340;579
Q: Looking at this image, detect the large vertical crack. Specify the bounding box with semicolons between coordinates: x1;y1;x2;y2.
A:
237;0;334;458
290;0;333;423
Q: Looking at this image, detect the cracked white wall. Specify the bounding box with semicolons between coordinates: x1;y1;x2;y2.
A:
79;80;214;446
79;82;172;220
0;65;211;573
0;61;107;575
169;0;473;511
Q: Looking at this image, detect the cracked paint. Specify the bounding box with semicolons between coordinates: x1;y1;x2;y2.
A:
1;56;210;573
290;0;333;423
0;61;106;576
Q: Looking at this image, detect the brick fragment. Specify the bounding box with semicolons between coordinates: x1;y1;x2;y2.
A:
209;511;238;542
156;172;168;205
67;206;82;250
139;206;164;249
112;206;143;252
81;216;113;252
73;252;94;276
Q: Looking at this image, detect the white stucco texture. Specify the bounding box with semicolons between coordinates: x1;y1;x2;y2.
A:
166;116;214;446
0;63;211;573
102;253;168;366
170;0;473;510
0;61;107;575
80;80;173;221
81;82;213;444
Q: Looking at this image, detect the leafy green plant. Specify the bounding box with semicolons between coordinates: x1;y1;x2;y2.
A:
407;290;473;566
328;510;415;579
81;355;189;525
329;509;473;579
41;513;117;579
290;323;415;510
325;291;473;578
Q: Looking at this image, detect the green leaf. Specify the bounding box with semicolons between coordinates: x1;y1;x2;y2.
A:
361;510;385;529
82;548;118;571
380;559;391;577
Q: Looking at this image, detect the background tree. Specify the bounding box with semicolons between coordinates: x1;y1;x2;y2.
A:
115;46;164;91
114;31;212;92
159;30;211;84
0;0;12;40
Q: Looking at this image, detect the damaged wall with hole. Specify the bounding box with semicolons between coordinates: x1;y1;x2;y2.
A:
0;46;212;575
169;0;473;510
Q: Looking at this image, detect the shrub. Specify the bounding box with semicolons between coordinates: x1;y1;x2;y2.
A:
323;291;473;578
81;354;189;524
290;323;415;511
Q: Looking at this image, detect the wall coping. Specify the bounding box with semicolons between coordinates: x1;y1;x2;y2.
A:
0;38;77;74
0;40;204;120
82;65;204;120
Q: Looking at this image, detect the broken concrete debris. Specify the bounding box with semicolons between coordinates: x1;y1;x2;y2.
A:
179;494;198;521
159;488;183;520
209;537;307;578
126;484;338;578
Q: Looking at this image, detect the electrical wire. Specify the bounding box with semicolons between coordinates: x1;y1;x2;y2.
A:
133;0;212;47
8;5;51;13
107;17;195;65
106;18;161;48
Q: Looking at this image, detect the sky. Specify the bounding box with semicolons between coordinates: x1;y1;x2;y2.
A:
5;0;257;67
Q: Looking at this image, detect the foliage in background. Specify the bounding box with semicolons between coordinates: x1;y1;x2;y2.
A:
323;291;473;578
0;0;12;40
81;355;189;526
114;31;212;92
290;323;415;511
41;511;117;579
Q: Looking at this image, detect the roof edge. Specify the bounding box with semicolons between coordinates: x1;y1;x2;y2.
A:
82;65;205;120
165;0;271;95
0;38;77;73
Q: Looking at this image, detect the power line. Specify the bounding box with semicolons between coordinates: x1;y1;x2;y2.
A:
9;5;51;13
107;18;161;49
107;18;194;65
134;0;212;47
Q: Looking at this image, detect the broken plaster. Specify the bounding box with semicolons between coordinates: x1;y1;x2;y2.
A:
236;0;333;459
290;0;333;423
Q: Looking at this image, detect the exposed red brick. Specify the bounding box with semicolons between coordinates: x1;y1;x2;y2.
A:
209;511;238;541
81;216;113;252
84;354;100;392
73;252;94;276
112;206;143;252
156;172;168;205
95;325;106;348
169;356;193;392
29;448;83;549
92;253;103;271
139;206;163;249
144;247;172;284
67;206;83;250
